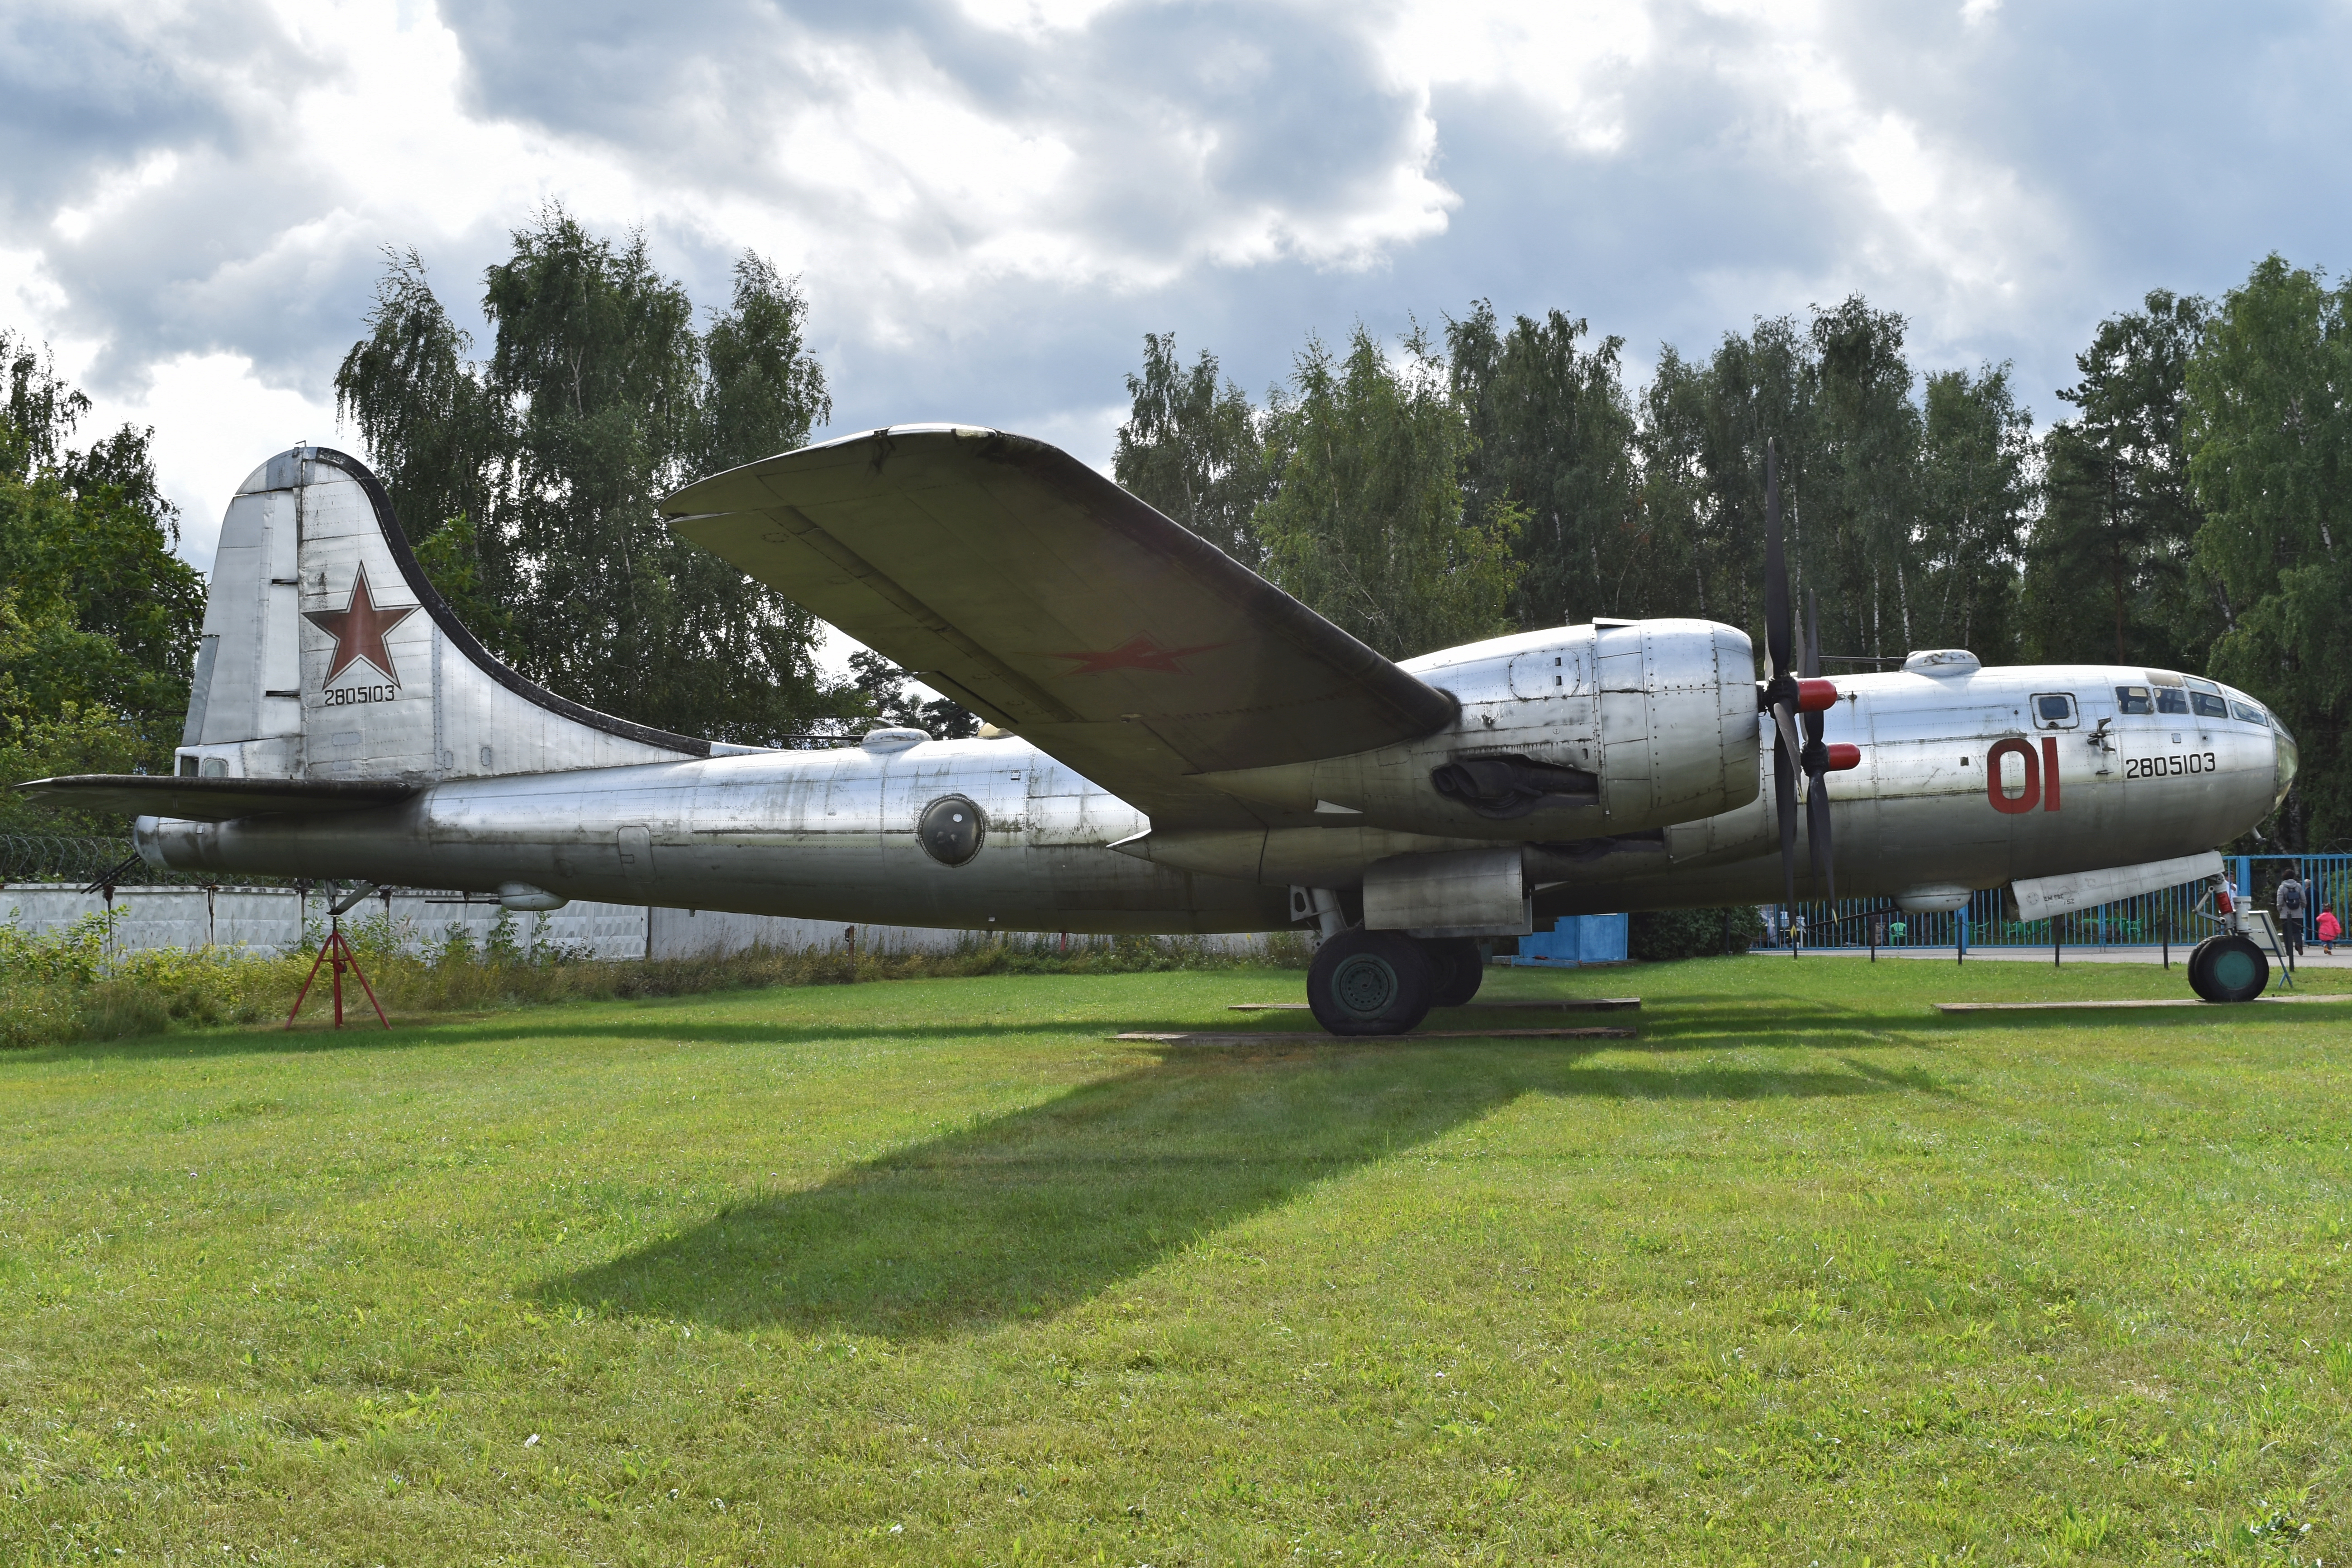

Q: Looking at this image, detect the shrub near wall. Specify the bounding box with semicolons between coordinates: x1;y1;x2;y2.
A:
0;909;309;1047
0;908;1315;1049
1630;905;1763;961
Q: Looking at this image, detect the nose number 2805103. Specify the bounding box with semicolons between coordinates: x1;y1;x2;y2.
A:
2124;751;2216;780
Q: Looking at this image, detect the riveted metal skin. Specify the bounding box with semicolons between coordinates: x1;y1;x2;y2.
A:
1195;618;1761;841
136;741;1288;934
26;440;2290;943
1551;663;2290;917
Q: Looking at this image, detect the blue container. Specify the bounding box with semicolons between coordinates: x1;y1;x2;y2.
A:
1510;912;1629;967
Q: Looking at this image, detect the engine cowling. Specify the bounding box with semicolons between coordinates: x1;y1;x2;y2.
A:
1193;618;1761;841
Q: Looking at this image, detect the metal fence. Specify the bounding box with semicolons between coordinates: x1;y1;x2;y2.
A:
0;833;293;890
1773;852;2352;951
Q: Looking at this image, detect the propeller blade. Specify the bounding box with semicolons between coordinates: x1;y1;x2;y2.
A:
1760;436;1803;933
1802;590;1828;748
1763;438;1790;682
1772;701;1804;767
1806;761;1837;907
1774;725;1798;922
1798;587;1835;905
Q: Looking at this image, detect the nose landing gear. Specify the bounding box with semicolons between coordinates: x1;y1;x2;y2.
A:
2187;933;2269;1003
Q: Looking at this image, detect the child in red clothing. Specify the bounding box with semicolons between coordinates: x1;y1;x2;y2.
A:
2320;907;2342;956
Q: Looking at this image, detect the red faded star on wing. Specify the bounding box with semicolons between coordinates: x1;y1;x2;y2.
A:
1039;633;1230;676
302;565;419;686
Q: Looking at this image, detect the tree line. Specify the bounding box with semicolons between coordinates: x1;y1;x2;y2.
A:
0;331;204;835
1;215;2343;851
1115;264;2348;851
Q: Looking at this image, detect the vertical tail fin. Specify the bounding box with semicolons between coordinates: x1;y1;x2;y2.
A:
177;446;720;782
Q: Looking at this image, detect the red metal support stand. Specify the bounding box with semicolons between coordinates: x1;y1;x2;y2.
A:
285;915;390;1030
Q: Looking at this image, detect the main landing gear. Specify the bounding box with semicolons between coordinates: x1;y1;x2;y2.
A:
2187;933;2269;1003
1305;931;1486;1036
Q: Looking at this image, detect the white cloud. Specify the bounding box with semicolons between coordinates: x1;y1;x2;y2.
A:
5;0;2351;591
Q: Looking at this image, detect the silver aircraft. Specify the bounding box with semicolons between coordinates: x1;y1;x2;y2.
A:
20;430;2297;1031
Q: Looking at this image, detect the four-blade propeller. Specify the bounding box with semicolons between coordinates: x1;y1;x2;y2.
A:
1756;439;1857;936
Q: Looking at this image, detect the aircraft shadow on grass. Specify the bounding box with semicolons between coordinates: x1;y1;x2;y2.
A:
54;992;1976;1064
539;1032;1889;1340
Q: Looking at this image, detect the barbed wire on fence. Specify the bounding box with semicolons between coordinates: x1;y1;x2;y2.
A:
0;833;285;889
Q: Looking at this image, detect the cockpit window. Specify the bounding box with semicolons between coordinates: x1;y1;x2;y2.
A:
2191;691;2230;719
2032;692;2078;729
2114;685;2153;714
2156;687;2190;714
2229;700;2270;726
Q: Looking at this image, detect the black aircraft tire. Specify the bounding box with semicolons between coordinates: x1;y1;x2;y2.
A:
2188;934;2269;1003
1307;930;1435;1036
2186;936;2219;997
1420;937;1486;1008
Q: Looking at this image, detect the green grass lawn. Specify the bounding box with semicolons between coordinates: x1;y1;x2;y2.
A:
6;956;2352;1565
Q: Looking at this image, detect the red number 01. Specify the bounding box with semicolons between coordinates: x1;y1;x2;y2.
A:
1986;737;2062;814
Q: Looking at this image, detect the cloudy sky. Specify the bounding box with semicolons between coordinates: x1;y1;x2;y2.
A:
6;0;2351;578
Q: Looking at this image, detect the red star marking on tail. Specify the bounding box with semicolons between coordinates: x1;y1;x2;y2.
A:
1041;634;1230;676
303;565;419;686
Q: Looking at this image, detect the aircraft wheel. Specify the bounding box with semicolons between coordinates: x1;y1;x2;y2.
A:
1307;930;1434;1036
1419;936;1486;1007
2188;934;2269;1003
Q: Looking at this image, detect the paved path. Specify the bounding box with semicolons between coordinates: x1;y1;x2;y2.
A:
1771;946;2352;968
1934;993;2352;1013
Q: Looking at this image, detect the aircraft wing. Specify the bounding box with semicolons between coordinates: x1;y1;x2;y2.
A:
14;775;418;822
662;426;1457;826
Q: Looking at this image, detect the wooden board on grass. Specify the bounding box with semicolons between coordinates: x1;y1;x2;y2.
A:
1120;1026;1639;1045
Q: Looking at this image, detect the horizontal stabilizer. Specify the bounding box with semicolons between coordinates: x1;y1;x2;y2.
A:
14;774;417;822
663;426;1457;827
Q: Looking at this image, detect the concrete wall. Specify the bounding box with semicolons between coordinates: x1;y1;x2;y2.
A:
1;885;1281;961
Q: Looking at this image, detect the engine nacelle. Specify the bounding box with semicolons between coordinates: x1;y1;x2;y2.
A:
1194;618;1761;841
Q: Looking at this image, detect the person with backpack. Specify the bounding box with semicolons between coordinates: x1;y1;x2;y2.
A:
2276;871;2307;956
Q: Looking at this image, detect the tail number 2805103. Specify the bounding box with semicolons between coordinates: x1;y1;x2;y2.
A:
2125;751;2216;779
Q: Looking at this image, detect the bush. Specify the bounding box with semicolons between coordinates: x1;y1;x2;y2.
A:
1630;905;1763;961
0;912;1315;1048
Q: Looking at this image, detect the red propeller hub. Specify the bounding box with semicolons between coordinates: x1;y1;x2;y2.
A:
1796;679;1839;713
1825;743;1861;771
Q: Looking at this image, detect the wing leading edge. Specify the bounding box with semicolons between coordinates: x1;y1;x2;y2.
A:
663;426;1456;827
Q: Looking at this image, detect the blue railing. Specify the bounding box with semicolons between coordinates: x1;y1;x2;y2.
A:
1772;852;2351;951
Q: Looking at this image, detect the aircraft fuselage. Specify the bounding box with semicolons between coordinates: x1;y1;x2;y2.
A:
138;632;2290;931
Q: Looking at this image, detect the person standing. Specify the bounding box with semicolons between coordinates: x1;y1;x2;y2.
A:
2276;870;2307;956
2317;904;2341;956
